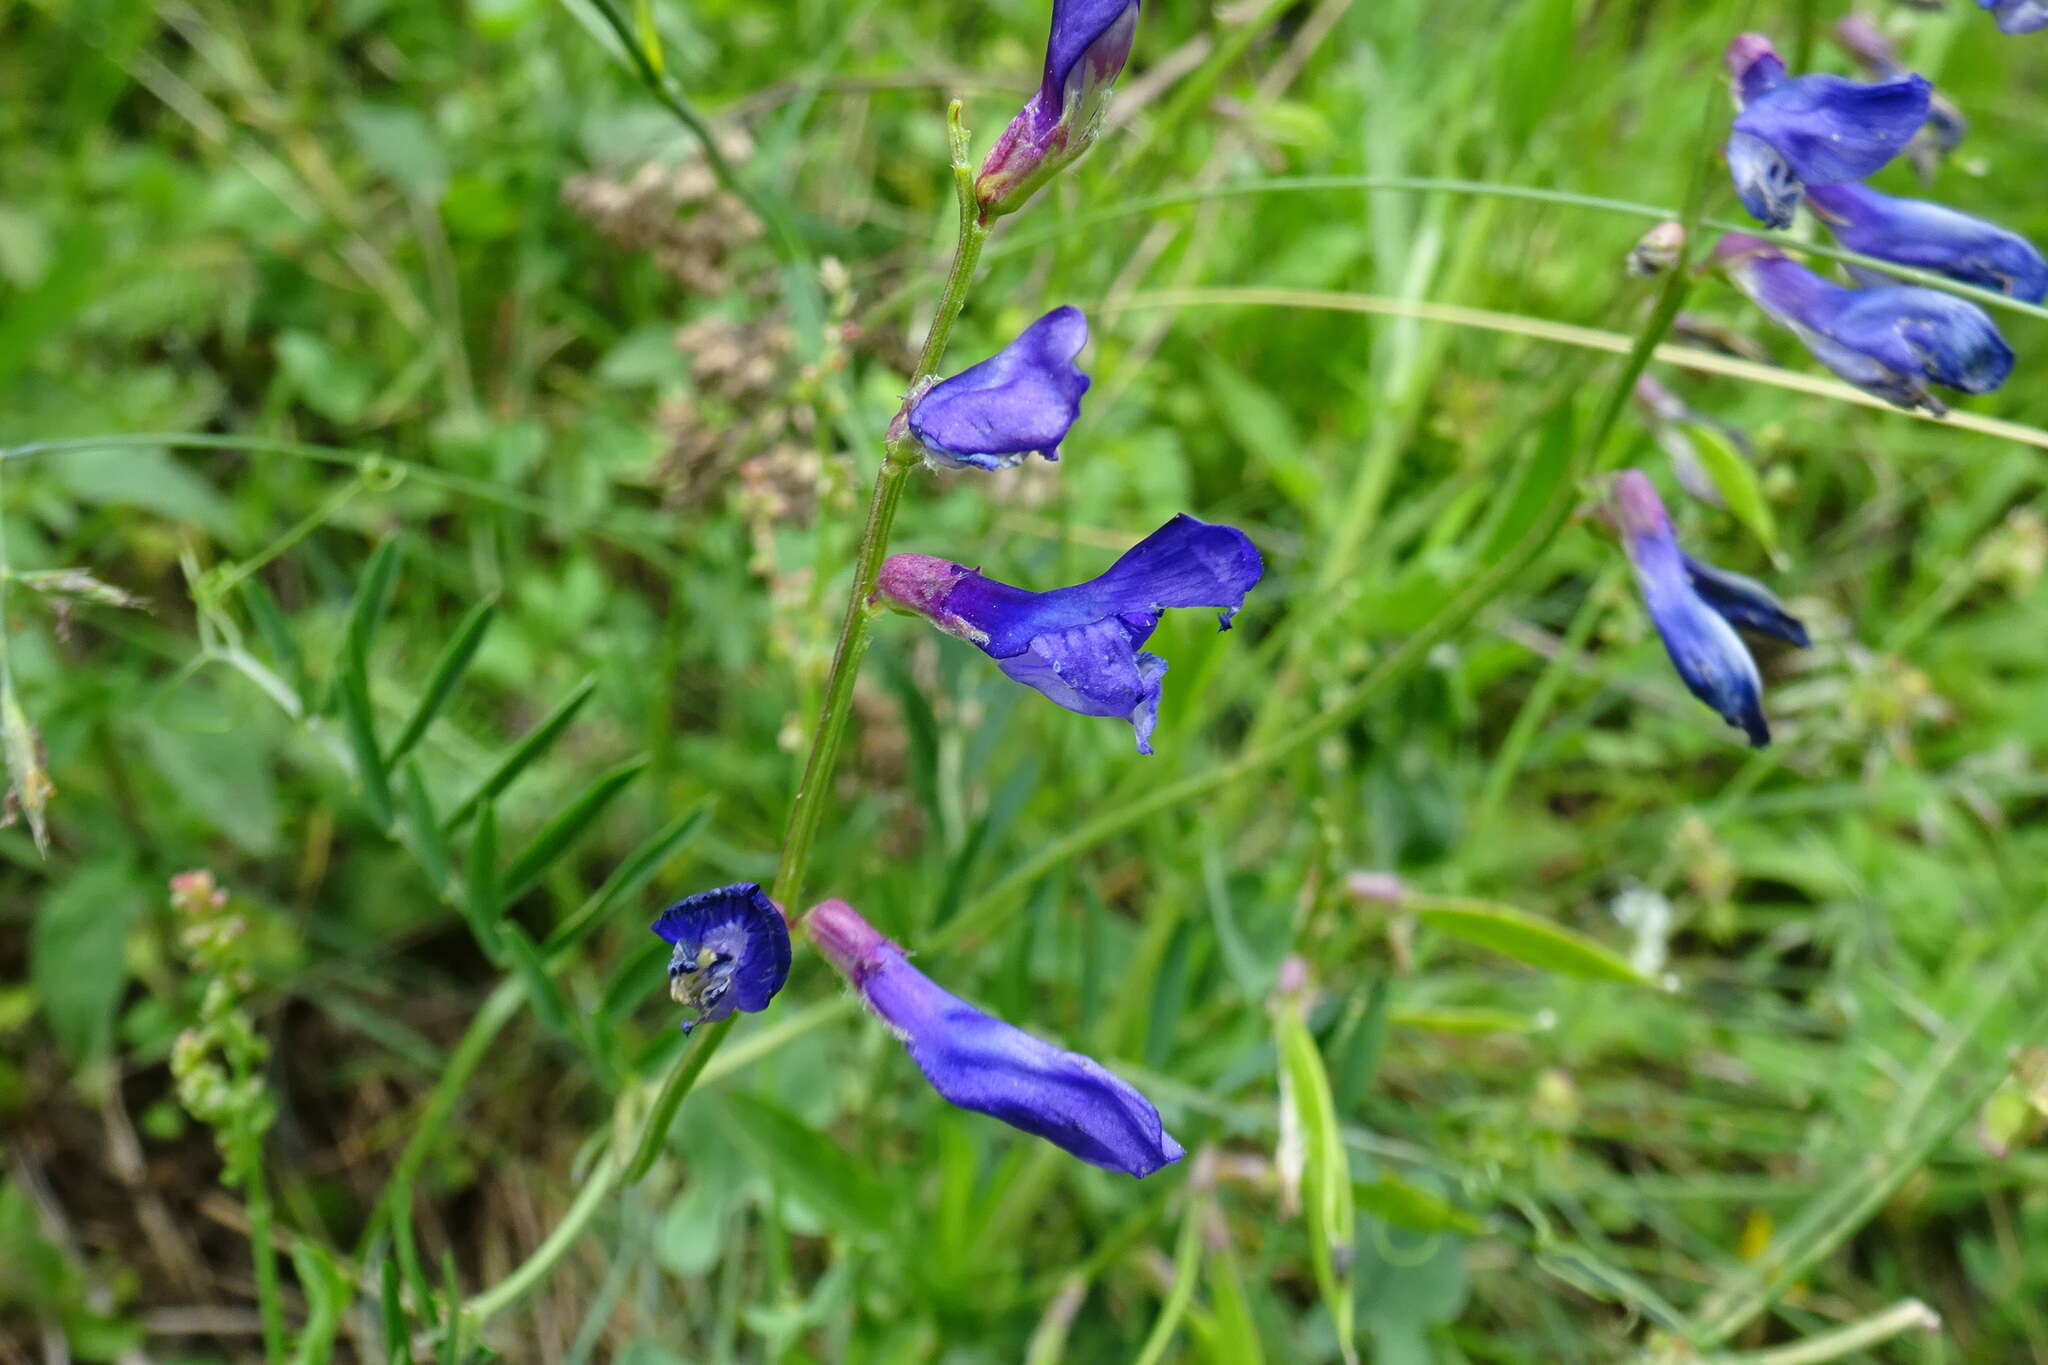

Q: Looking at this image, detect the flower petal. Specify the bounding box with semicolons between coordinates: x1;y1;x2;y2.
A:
908;307;1091;471
1732;72;1930;187
995;621;1168;753
1980;0;2048;34
1682;555;1810;647
1806;182;2047;303
651;883;792;1031
1613;472;1776;747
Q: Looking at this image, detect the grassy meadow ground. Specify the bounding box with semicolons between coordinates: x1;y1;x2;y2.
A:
5;0;2048;1360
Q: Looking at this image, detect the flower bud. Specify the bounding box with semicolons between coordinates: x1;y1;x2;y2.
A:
975;0;1142;219
1626;221;1686;278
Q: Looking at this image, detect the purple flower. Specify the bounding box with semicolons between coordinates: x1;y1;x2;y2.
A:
1717;234;2013;415
806;898;1183;1177
1805;183;2048;303
1724;33;1929;228
651;883;792;1034
1978;0;2048;34
1611;471;1808;748
876;514;1263;754
976;0;1142;218
906;307;1091;472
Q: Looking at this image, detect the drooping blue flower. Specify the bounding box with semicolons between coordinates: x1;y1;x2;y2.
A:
651;883;792;1034
806;897;1184;1177
1977;0;2048;35
1717;233;2013;415
1611;470;1809;748
1724;33;1929;228
906;307;1091;472
1805;182;2048;303
976;0;1142;218
875;514;1263;754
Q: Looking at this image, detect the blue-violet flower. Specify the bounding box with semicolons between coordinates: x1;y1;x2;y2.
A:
1977;0;2048;35
976;0;1141;218
1724;32;1929;228
906;307;1091;472
1804;181;2048;303
651;883;792;1033
876;513;1263;754
1716;233;2013;414
1612;470;1809;747
807;897;1184;1177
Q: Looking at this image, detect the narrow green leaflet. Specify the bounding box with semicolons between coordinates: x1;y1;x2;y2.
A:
1273;987;1357;1363
1404;895;1651;984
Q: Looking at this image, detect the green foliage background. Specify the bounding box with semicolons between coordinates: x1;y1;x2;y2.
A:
4;0;2048;1360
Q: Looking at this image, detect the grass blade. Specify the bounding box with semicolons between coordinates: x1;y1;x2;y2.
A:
544;801;712;957
443;675;598;831
1402;895;1650;985
496;756;649;908
463;803;502;958
336;668;394;828
386;597;497;767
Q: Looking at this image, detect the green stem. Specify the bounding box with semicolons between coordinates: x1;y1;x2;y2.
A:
578;102;990;1241
771;100;987;912
1697;1300;1939;1365
461;1148;623;1323
239;1128;289;1362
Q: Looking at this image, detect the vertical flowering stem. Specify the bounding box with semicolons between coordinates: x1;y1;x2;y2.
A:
770;100;988;911
604;102;991;1206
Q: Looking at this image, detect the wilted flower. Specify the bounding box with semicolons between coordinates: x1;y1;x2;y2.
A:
1833;16;1966;180
976;0;1142;218
876;514;1263;754
1804;182;2048;303
1611;470;1809;747
1716;233;2013;414
807;898;1183;1177
651;883;792;1033
906;307;1091;472
1977;0;2048;35
1724;33;1929;228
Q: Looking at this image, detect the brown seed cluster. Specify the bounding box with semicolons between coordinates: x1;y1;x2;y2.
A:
560;132;763;294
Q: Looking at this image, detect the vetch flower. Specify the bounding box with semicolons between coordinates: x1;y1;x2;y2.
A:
1716;233;2013;414
1804;182;2048;303
651;883;792;1033
1977;0;2048;35
806;897;1183;1177
875;514;1263;754
1611;470;1809;747
976;0;1142;218
906;307;1090;471
1724;33;1929;228
1833;16;1966;180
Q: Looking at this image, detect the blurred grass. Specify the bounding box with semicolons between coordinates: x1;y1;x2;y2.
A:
5;0;2048;1361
